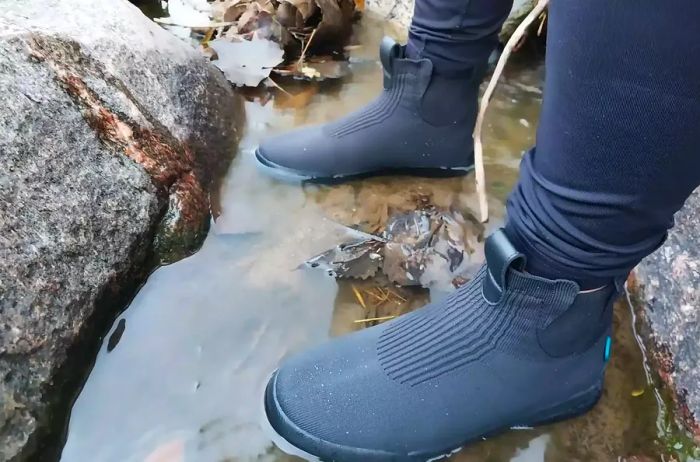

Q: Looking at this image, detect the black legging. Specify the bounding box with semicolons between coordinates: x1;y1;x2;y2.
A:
408;0;700;288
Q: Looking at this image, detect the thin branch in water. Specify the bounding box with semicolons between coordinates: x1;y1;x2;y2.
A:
266;76;292;96
537;11;548;36
297;27;318;68
472;0;549;223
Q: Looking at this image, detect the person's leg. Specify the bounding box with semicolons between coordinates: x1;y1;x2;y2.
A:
506;0;700;290
255;0;512;182
407;0;511;75
264;1;700;460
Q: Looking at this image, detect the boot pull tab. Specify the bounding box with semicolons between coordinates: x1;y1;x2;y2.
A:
379;36;401;88
482;230;527;305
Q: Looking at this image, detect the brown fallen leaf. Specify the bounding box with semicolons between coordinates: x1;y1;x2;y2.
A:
236;3;274;34
210;0;247;21
283;0;318;20
276;1;305;29
223;3;248;21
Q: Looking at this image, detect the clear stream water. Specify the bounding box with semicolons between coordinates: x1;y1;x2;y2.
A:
60;16;693;462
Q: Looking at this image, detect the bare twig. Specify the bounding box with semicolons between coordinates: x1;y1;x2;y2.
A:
537;11;548;36
265;76;293;96
472;0;549;223
297;27;318;68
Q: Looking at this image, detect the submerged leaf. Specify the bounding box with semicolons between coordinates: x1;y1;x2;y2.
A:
209;37;284;86
302;238;383;279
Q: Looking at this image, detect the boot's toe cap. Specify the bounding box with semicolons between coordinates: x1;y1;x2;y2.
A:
264;370;321;458
263;327;413;461
255;127;333;180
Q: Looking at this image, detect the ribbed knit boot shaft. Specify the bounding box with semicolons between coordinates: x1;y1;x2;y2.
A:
378;266;580;386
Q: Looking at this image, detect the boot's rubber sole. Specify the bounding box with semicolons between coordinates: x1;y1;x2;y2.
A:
254;149;474;184
263;370;603;462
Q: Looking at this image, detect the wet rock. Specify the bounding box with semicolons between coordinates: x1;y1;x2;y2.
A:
634;189;700;441
499;0;537;42
0;0;240;459
364;0;535;41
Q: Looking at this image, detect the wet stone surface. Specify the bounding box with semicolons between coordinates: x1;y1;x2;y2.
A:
0;0;240;459
635;188;700;441
60;18;694;462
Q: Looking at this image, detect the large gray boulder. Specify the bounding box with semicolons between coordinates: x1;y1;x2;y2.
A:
0;0;240;460
635;189;700;441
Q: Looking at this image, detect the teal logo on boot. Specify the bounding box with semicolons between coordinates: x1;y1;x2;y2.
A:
604;336;612;362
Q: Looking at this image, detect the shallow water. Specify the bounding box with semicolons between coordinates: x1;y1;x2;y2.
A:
61;18;685;462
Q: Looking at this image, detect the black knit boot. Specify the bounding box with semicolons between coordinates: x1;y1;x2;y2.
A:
255;37;485;182
264;229;621;461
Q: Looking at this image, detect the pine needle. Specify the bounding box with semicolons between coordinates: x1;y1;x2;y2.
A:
472;0;550;223
352;284;367;309
364;287;386;301
353;315;397;324
386;288;407;303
